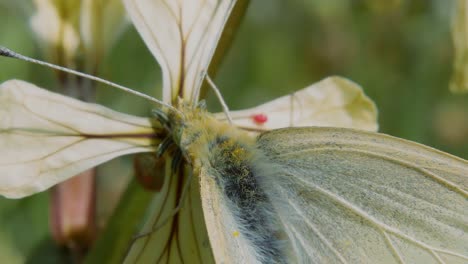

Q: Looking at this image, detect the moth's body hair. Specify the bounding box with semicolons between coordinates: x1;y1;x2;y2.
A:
165;106;289;263
208;137;287;263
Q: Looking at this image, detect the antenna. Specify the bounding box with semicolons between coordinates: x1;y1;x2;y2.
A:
0;46;177;112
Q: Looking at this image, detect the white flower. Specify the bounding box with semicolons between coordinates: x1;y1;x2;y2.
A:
30;0;127;70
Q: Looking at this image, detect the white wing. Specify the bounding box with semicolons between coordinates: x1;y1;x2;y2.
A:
257;128;467;263
0;80;156;198
123;0;237;102
216;76;378;132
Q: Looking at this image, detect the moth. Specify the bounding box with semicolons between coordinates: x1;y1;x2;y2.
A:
0;0;467;263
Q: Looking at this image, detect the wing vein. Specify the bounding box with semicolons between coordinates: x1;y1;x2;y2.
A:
283;192;349;264
292;175;465;258
382;231;405;264
279;147;467;196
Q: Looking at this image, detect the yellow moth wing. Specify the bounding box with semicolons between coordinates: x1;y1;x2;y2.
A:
0;80;156;198
256;127;467;263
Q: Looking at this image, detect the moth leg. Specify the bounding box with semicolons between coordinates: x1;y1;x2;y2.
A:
151;108;170;130
156;136;174;158
170;149;183;173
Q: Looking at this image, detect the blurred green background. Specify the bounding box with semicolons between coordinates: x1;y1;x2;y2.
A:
0;0;466;263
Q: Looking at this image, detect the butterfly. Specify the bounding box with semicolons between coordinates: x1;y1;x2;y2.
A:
0;0;467;263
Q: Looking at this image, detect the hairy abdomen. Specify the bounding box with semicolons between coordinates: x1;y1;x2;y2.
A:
203;136;285;263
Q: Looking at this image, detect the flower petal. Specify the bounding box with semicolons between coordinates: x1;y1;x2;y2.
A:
216;76;378;132
80;0;129;71
30;0;81;65
123;0;237;102
0;80;157;198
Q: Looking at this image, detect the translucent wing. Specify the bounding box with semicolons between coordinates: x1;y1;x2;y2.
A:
216;76;378;132
257;128;468;263
0;80;156;198
123;0;236;102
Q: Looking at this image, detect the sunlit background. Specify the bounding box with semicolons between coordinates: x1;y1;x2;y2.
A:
0;1;466;262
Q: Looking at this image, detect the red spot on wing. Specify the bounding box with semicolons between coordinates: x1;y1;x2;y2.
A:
252;113;268;125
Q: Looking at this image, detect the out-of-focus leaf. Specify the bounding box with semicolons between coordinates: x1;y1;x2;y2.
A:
433;102;468;148
84;179;153;264
0;80;157;198
451;0;468;93
0;229;23;264
216;76;378;132
0;193;49;263
25;237;71;264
